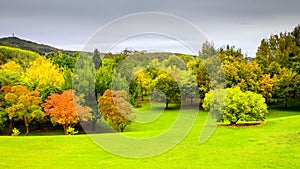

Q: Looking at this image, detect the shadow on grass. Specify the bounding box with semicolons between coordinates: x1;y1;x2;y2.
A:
218;122;265;127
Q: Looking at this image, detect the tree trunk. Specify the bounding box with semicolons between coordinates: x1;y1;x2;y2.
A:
165;101;169;109
199;98;203;109
9;120;13;135
92;118;97;131
230;121;237;125
141;87;144;101
190;97;193;105
63;125;67;135
230;118;239;125
25;122;29;136
285;97;288;109
36;122;42;130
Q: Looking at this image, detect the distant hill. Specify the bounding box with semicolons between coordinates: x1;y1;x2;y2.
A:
0;36;76;55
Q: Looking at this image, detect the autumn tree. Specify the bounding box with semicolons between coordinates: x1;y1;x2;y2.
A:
134;71;150;101
260;74;277;104
98;90;135;132
223;60;262;93
23;56;64;89
195;61;210;100
42;90;92;134
0;61;22;71
203;87;268;125
0;86;11;129
0;61;23;88
22;56;65;101
4;86;44;135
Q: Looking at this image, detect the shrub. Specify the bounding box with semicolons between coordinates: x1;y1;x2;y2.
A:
11;128;21;136
66;127;78;135
203;87;268;124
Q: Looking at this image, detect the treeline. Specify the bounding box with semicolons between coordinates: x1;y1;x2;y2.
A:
0;24;299;135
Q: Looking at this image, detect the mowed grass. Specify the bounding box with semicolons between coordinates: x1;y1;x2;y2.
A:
0;103;299;169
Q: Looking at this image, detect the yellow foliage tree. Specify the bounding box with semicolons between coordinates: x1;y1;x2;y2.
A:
134;71;150;101
22;56;65;89
0;61;23;87
0;61;22;71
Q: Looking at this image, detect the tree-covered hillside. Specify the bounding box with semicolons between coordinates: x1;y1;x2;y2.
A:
0;37;75;55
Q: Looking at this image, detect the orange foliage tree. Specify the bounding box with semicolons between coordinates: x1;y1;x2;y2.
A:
98;90;135;132
42;90;92;134
4;86;44;136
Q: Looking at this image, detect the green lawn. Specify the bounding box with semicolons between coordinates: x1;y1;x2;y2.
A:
0;103;299;168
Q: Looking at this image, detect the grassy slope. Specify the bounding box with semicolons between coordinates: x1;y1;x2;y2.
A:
0;103;299;169
0;46;41;66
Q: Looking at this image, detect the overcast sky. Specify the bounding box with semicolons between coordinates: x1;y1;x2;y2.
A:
1;0;300;57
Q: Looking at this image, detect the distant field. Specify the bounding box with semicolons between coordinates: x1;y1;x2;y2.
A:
0;103;299;169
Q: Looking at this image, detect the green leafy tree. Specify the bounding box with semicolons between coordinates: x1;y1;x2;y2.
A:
95;58;117;98
73;54;99;131
92;49;102;70
152;73;180;109
178;69;198;105
162;54;187;70
0;110;6;129
203;87;268;124
265;61;281;77
48;51;77;70
255;31;300;72
145;58;163;80
61;68;73;90
274;68;300;108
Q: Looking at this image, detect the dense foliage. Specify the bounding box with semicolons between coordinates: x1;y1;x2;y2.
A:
203;87;268;124
3;86;44;135
98;90;135;132
42;90;92;134
0;46;40;66
0;24;300;135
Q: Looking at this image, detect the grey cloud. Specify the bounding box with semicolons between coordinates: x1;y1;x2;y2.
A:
0;0;300;56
